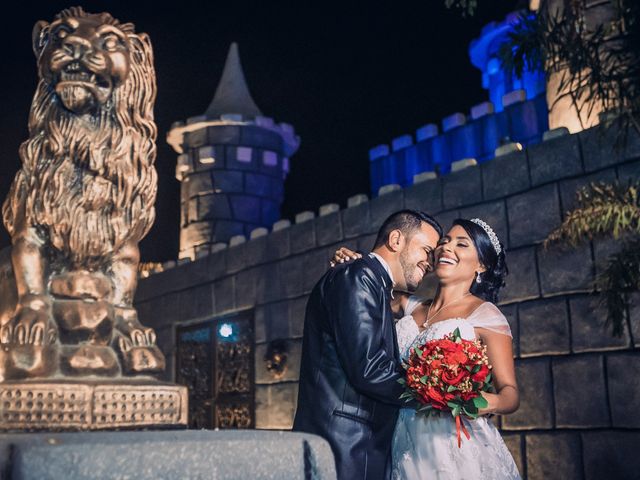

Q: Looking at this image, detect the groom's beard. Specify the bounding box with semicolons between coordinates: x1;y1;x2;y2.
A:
399;250;421;292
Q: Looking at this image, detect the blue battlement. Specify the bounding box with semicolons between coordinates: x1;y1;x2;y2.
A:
369;93;548;194
369;10;548;196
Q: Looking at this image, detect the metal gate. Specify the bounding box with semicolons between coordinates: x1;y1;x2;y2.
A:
176;310;254;429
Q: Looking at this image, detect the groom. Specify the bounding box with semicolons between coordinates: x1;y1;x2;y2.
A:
293;210;442;480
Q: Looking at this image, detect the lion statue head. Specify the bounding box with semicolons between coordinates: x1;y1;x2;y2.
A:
2;6;157;267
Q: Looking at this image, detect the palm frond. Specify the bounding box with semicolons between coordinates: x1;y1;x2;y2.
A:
498;13;545;79
545;181;640;247
498;1;640;137
597;237;640;336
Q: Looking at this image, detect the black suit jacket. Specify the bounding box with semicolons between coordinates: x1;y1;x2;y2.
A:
293;254;404;480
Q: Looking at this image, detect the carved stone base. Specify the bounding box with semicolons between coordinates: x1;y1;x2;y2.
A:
0;380;188;431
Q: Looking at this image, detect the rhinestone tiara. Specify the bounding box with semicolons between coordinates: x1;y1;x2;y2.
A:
470;218;502;255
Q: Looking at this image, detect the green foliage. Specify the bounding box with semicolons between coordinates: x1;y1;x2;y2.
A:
546;181;640;336
498;1;640;135
546;181;640;246
597;238;640;336
498;12;544;79
472;395;488;409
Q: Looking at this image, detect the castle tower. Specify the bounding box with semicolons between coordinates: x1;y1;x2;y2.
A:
168;43;300;259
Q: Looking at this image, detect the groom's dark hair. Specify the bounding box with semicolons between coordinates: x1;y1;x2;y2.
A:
373;210;442;249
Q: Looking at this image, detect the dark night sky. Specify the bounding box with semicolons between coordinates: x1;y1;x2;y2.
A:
0;0;519;261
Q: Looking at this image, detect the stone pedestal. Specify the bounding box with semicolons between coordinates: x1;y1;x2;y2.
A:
0;380;187;431
0;430;336;479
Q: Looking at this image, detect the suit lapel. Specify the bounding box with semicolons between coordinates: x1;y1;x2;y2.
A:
364;255;401;362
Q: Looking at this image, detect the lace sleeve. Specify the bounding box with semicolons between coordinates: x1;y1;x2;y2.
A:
467;303;512;337
395;315;420;357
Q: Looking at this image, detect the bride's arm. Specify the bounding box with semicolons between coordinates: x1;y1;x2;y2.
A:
475;328;519;415
330;247;361;267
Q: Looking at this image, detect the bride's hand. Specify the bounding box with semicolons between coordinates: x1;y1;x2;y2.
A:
329;247;361;267
477;391;499;416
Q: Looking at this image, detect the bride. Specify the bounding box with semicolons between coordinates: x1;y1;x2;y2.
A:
334;218;521;479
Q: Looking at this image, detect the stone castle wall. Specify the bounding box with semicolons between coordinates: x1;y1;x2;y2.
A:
135;124;640;479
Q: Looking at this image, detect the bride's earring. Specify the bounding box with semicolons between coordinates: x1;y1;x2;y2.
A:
475;271;482;284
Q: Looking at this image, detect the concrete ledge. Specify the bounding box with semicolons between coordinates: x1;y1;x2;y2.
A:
413;171;437;183
451;158;478;172
210;242;227;253
229;235;246;247
272;219;291;231
319;203;340;216
295;211;315;223
391;135;412;151
347;194;368;207
416;123;439;142
543;127;570;141
378;184;401;196
502;89;526;108
470;101;494;120
368;144;389;161
442;112;466;132
250;227;269;239
495;142;523;157
0;430;336;480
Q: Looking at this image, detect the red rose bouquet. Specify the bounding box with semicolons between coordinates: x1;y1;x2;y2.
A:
398;327;493;447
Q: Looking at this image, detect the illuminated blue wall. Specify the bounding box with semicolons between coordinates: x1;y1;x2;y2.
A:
470;11;546;111
369;11;548;195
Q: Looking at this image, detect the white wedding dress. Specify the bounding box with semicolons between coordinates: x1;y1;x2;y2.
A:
391;298;521;480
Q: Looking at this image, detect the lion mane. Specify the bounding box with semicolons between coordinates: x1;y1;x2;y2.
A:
2;7;157;268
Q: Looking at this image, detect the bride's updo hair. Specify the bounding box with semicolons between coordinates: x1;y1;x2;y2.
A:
453;219;508;304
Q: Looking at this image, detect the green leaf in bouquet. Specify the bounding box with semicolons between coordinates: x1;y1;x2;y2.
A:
472;364;481;374
414;347;423;357
447;401;459;410
452;405;462;417
420;375;429;384
418;404;433;413
399;391;412;399
397;378;406;385
452;327;462;342
463;406;479;419
485;373;492;384
465;365;473;372
447;384;458;393
462;401;478;413
473;396;488;409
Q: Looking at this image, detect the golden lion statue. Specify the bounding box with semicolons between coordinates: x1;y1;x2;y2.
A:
0;7;164;379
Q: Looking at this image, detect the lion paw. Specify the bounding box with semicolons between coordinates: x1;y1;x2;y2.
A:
1;295;57;345
113;306;157;349
112;306;164;374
